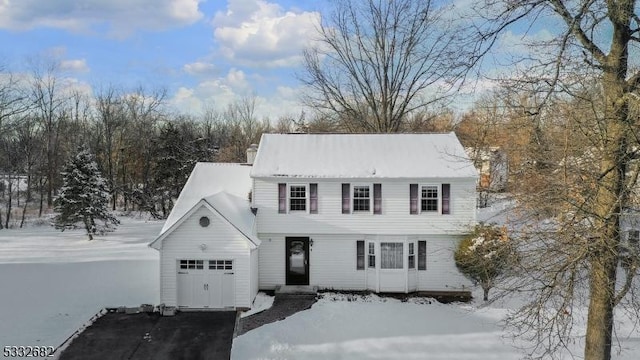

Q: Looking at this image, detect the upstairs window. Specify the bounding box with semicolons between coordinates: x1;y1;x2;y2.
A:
289;185;307;211
421;185;439;212
353;186;371;212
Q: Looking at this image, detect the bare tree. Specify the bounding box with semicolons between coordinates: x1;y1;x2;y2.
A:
301;0;468;132
472;1;640;359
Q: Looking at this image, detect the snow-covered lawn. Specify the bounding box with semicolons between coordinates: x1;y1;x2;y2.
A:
0;217;161;350
1;212;639;360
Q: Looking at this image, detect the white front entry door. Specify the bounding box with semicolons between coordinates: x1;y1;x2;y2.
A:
177;259;235;308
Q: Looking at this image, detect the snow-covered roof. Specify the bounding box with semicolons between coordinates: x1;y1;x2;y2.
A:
250;133;478;179
159;163;252;235
204;192;260;247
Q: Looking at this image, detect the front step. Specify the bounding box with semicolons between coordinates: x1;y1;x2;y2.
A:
275;285;318;295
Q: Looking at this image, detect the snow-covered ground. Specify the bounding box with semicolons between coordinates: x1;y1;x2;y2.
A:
1;210;639;359
0;217;161;351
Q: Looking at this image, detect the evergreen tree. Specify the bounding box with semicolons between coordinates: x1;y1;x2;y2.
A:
53;147;119;240
454;224;516;301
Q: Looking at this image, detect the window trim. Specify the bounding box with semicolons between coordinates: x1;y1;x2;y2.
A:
288;184;308;212
380;242;404;269
368;242;376;268
352;184;372;213
408;242;415;269
421;184;440;213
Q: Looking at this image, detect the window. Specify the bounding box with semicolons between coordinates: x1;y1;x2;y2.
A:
278;183;286;213
209;260;233;270
373;183;382;214
199;216;210;227
353;186;370;212
380;242;403;269
289;185;307;211
357;240;365;270
410;184;418;214
310;183;318;214
442;184;451;214
418;241;427;270
368;242;375;268
421;185;439;212
342;184;351;214
408;243;415;269
179;260;203;270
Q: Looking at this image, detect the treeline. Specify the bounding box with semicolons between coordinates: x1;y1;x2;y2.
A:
0;61;309;228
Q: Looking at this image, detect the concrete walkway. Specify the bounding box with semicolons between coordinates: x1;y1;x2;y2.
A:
59;311;236;360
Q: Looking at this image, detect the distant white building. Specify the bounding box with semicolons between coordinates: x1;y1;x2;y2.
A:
150;133;478;310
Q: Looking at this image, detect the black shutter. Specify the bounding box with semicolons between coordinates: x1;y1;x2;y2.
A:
310;183;318;214
442;184;450;215
410;184;418;214
342;183;350;214
373;183;382;214
356;240;365;270
418;240;427;270
278;183;286;213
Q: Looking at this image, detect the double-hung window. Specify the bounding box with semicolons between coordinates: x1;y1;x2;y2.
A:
408;243;415;269
368;242;375;268
421;185;439;212
410;184;451;214
353;186;370;212
289;185;307;211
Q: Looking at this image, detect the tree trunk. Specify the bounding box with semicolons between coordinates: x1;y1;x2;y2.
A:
483;286;489;301
5;180;12;229
585;250;616;360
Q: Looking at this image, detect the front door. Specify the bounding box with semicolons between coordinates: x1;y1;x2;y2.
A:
286;237;310;285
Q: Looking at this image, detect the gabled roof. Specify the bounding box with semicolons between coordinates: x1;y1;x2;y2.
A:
159;163;252;235
149;193;259;250
250;132;478;179
203;192;260;247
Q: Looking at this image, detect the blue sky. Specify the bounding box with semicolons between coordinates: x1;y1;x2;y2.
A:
0;0;560;119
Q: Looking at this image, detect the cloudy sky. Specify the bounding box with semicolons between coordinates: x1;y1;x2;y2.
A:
0;0;554;120
0;0;329;119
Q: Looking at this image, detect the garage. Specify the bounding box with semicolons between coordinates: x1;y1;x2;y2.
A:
176;259;236;309
149;167;261;310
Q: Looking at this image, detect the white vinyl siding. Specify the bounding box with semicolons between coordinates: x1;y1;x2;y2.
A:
159;205;253;308
254;178;476;235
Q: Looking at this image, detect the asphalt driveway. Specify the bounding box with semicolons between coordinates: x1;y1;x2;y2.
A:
58;311;236;360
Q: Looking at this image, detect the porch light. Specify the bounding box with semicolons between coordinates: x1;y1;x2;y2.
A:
199;244;207;251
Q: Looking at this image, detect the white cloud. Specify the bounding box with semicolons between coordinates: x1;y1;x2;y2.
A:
169;69;304;119
183;61;216;76
60;59;90;73
0;0;204;37
212;0;320;67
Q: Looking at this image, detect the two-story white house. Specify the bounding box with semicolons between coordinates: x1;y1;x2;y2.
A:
150;133;478;310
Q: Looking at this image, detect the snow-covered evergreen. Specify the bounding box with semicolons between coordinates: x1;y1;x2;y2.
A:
53;147;119;240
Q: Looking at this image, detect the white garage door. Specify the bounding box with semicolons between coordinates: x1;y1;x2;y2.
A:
177;259;235;308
